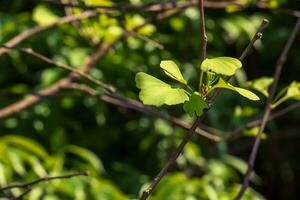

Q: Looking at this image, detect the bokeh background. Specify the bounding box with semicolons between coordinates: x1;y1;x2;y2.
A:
0;0;300;199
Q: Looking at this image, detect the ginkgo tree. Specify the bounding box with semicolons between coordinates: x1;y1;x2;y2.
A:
135;57;259;117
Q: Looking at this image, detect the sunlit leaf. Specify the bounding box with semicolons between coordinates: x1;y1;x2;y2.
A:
183;92;207;117
135;72;189;106
29;157;47;177
210;78;260;101
243;127;267;139
2;135;48;159
0;162;7;186
7;149;26;176
160;60;187;84
246;77;274;97
33;5;59;26
201;57;242;76
272;82;300;108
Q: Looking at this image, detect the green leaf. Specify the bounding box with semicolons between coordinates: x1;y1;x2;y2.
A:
135;72;189;106
243;127;267;139
272;82;300;108
210;78;260;101
246;77;274;97
160;60;187;84
33;5;59;26
201;57;242;76
286;82;300;100
183;92;207;117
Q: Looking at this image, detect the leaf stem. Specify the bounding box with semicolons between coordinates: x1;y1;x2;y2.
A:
199;70;204;94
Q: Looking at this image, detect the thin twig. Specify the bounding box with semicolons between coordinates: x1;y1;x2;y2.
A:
239;19;269;60
0;171;88;195
209;19;269;102
139;115;206;200
11;188;32;200
42;0;245;12
66;83;221;142
222;102;300;141
0;9;181;119
0;11;101;55
0;45;116;93
124;30;164;50
234;18;300;200
139;1;208;199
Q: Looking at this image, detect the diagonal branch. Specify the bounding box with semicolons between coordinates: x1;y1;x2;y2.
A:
139;1;208;199
65;83;221;142
0;10;181;119
0;45;116;93
0;11;101;55
234;18;300;200
0;171;88;200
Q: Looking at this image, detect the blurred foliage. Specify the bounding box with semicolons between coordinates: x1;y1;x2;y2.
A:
0;0;300;199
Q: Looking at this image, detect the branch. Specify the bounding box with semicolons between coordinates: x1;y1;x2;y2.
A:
139;1;208;199
42;0;246;12
234;18;300;200
66;83;221;142
0;11;101;55
0;45;116;93
223;102;300;141
0;172;88;199
239;19;269;60
0;9;181;119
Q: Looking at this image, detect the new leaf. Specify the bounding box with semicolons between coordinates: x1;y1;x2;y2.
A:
183;92;207;117
210;78;260;101
135;72;189;106
201;57;242;76
160;60;187;84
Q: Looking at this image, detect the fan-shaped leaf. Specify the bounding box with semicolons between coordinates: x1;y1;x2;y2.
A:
201;57;242;76
135;72;189;106
183;92;207;117
210;78;259;101
160;60;187;84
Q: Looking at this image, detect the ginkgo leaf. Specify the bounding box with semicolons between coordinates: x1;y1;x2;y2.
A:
201;57;242;76
135;72;189;106
272;82;300;108
183;92;207;117
160;60;187;84
210;78;260;101
246;77;274;97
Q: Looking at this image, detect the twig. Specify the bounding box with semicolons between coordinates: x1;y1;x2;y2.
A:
239;19;269;60
124;30;164;50
0;172;88;200
0;11;101;55
223;102;300;141
0;45;116;93
139;115;206;200
234;18;300;200
0;9;181;119
11;188;32;200
42;0;245;12
66;83;221;142
209;19;269;102
139;1;208;199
